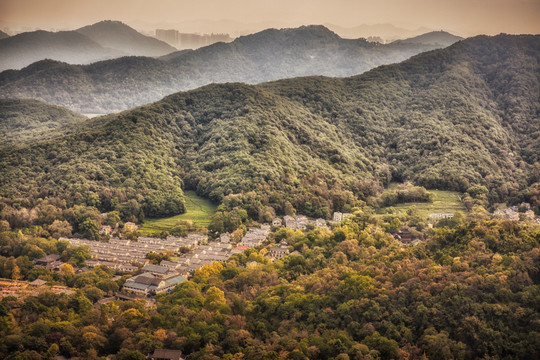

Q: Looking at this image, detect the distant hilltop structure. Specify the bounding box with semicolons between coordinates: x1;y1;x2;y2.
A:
155;29;232;49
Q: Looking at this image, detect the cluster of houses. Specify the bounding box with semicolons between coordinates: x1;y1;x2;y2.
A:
238;224;271;247
62;234;205;272
272;211;351;231
121;226;274;296
59;224;273;297
48;212;361;297
493;205;537;222
99;221;138;237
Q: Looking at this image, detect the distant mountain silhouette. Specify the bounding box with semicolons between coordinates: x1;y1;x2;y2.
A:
325;23;433;41
0;20;177;71
0;30;122;71
0;25;463;113
391;31;463;46
0;30;9;40
76;20;176;57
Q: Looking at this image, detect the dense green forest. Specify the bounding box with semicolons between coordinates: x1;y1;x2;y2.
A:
0;213;538;359
0;34;538;229
0;26;461;113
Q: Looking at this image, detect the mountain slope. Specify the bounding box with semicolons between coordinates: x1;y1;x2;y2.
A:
0;30;8;40
0;34;537;220
0;25;462;113
0;98;89;145
76;20;176;56
0;30;123;71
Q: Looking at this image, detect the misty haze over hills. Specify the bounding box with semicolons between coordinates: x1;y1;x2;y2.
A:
0;21;176;71
0;24;462;113
1;34;538;219
76;20;176;57
325;23;434;41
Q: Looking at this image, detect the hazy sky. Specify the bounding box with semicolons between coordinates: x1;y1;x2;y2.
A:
1;0;539;36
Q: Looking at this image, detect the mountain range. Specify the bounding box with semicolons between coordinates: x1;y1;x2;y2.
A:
1;34;538;220
0;20;176;72
0;24;462;113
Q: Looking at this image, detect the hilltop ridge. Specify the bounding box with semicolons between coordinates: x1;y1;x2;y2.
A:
1;34;538;219
0;25;463;113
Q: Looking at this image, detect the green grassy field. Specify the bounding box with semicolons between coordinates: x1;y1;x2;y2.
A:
379;189;466;218
140;190;217;234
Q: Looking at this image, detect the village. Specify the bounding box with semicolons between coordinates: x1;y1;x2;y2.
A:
0;213;350;300
4;205;537;301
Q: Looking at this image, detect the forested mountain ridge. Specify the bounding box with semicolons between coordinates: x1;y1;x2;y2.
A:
0;25;462;113
0;99;91;145
0;34;538;221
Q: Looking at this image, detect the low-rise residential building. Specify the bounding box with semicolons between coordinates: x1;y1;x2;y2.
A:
141;264;177;277
296;215;309;230
160;260;182;270
524;210;535;220
429;213;454;221
393;229;414;244
268;243;290;260
238;225;271;247
272;218;283;227
34;254;64;271
283;215;297;229
123;272;186;295
99;225;113;236
219;232;231;243
86;260;139;273
333;212;352;222
149;349;184;360
315;218;327;228
186;233;208;244
124;222;138;231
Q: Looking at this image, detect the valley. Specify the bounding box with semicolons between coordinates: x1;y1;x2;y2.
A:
0;13;538;360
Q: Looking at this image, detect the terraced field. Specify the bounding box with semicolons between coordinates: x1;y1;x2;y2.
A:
140;190;217;234
379;189;466;218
